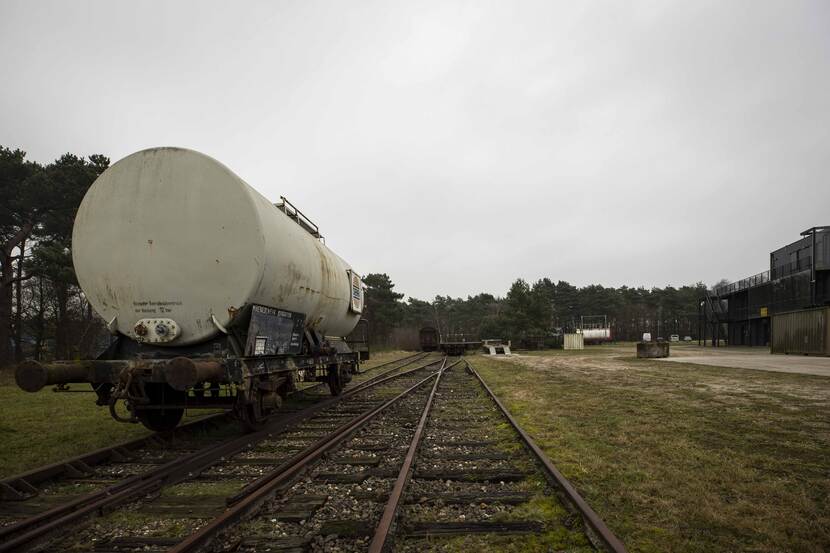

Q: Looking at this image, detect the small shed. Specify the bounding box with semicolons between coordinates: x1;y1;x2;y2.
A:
564;333;584;350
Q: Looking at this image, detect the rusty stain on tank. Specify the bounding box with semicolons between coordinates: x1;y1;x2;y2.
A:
104;281;119;306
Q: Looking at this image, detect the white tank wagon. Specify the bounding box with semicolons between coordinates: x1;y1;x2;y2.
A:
16;147;366;431
580;315;613;344
581;328;612;343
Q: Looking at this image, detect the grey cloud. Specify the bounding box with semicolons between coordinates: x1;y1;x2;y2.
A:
2;0;828;299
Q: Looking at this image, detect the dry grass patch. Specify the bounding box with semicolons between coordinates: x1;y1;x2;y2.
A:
473;348;830;553
0;369;152;478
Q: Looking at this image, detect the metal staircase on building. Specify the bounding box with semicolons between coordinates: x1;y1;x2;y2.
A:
701;291;728;346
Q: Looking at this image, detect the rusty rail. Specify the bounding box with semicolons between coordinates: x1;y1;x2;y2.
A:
297;351;429;395
168;357;450;553
368;357;453;552
358;351;428;372
339;352;431;390
0;355;444;553
467;360;627;553
0;412;230;501
1;353;426;503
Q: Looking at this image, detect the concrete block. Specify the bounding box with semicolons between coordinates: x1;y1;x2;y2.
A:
637;341;669;358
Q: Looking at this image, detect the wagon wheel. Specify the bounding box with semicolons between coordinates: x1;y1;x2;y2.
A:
237;400;267;432
236;386;284;432
235;386;268;432
327;363;345;396
135;383;185;432
342;362;354;383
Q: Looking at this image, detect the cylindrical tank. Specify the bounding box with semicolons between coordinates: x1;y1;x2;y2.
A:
73;147;363;346
582;328;611;342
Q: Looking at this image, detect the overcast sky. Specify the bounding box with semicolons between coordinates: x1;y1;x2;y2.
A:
2;1;828;300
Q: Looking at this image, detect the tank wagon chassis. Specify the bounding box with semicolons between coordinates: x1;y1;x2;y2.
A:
17;303;359;432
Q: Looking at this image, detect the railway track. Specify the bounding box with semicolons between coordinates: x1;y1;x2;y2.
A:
2;353;625;552
297;352;429;396
0;352;434;552
368;360;626;552
183;357;625;553
0;412;233;503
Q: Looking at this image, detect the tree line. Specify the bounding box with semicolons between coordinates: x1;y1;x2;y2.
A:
363;274;707;349
0;147;109;367
1;144;709;367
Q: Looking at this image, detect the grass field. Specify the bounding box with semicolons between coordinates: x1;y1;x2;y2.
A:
474;346;830;553
0;369;152;479
0;351;409;479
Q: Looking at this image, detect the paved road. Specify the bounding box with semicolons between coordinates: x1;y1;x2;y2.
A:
659;346;830;377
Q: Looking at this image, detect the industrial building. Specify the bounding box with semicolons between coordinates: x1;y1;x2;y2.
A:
701;226;830;355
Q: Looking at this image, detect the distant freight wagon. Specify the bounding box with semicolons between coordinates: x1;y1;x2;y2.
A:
581;315;613;344
419;327;440;352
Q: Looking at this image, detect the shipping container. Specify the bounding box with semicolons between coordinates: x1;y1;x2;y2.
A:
770;307;830;356
564;333;584;350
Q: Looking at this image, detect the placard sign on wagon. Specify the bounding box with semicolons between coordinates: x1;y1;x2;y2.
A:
245;305;305;356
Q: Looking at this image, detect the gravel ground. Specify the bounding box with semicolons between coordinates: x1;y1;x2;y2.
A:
48;499;210;548
0;516;16;528
256;438;313;449
200;463;281;478
235;449;293;460
416;457;513;472
92;463;157;477
225;376;438;553
401;500;511;522
39;480;103;496
406;478;525;497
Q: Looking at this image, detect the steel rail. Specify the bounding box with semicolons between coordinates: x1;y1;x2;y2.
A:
467;360;627;553
359;351;428;373
0;353;428;502
297;351;429;395
226;356;450;505
2;352;426;500
0;356;444;553
337;352;432;393
0;412;231;501
367;358;455;553
167;357;449;553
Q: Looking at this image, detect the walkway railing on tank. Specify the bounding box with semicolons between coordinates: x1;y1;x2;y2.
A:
275;196;324;241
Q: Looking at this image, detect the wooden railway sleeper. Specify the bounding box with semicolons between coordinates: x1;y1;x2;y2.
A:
0;480;37;502
62;461;93;478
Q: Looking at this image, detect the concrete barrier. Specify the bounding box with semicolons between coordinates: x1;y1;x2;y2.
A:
637;341;669;358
